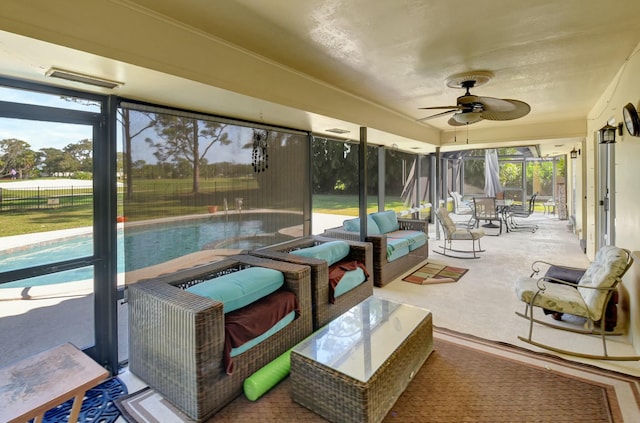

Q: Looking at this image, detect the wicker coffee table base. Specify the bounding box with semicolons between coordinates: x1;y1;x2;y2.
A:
291;312;433;423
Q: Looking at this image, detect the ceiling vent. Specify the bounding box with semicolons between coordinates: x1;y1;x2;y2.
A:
45;68;123;89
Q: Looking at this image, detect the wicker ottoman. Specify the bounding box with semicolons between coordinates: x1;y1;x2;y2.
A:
291;297;433;423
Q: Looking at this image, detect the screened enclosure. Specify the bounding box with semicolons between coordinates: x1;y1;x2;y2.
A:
119;102;311;281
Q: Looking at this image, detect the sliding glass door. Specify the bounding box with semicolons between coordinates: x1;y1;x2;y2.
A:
0;79;118;374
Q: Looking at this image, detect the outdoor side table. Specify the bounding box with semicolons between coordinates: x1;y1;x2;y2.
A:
0;342;108;423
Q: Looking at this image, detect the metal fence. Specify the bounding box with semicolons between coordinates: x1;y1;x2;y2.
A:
0;185;93;212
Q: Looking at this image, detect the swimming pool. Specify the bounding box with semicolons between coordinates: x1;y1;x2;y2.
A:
0;212;301;288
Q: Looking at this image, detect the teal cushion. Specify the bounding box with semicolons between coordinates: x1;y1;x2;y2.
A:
370;210;399;234
186;267;284;313
291;240;350;266
386;236;410;258
408;235;426;251
334;267;366;298
386;230;427;251
230;311;296;357
342;216;381;235
387;245;410;262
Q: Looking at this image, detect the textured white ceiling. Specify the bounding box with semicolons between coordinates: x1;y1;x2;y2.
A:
1;0;640;156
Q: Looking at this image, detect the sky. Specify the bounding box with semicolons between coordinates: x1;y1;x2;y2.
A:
0;86;97;150
0;86;251;164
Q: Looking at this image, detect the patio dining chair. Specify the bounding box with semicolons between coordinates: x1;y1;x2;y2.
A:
434;207;485;259
449;191;475;227
472;196;502;235
450;191;474;215
515;245;639;360
506;193;538;232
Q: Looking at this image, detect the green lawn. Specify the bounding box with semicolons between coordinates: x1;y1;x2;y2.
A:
312;194;408;216
0;193;417;237
0;206;94;237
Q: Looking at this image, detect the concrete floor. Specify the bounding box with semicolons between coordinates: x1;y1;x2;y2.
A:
2;211;639;378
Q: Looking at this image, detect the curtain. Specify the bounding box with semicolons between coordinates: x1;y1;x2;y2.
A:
484;149;502;197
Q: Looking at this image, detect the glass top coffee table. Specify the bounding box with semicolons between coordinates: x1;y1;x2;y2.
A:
291;296;433;423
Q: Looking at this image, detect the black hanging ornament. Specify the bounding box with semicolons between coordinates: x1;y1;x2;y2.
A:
252;129;269;172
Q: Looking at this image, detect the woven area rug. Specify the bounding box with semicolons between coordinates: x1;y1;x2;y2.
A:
115;328;640;422
33;377;127;423
402;262;469;285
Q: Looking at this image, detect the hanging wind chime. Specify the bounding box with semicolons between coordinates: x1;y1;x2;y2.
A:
252;129;270;172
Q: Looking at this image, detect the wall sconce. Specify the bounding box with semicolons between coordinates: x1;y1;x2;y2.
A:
599;124;617;144
570;147;578;159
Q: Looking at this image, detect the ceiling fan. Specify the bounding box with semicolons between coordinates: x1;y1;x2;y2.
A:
417;71;530;126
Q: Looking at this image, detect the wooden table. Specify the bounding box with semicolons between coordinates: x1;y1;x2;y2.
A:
0;343;108;423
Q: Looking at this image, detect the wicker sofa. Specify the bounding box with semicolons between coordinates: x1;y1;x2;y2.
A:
323;211;429;287
127;254;312;422
250;235;373;329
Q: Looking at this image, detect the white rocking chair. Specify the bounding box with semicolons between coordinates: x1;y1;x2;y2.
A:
434;207;485;259
515;246;638;361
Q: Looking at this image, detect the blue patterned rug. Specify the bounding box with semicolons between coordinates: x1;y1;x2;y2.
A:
30;377;127;423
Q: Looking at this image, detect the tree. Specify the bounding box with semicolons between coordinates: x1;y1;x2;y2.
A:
310;138;379;195
64;139;93;172
146;116;230;193
311;138;349;194
38;147;74;176
0;138;37;179
119;109;156;200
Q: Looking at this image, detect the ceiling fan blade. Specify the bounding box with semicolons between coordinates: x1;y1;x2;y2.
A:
481;99;531;121
416;109;457;122
476;96;517;112
418;105;459;110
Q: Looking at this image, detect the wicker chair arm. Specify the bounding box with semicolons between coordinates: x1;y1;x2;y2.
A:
251;248;326;268
324;228;363;242
398;218;429;232
128;278;227;386
360;235;386;265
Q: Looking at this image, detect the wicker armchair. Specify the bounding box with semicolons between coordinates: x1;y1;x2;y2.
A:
323;218;429;287
127;254;312;422
250;235;373;329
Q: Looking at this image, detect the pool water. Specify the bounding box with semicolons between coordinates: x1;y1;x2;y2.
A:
1;214;299;288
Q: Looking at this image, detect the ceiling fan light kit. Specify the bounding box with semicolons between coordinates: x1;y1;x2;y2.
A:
419;70;531;126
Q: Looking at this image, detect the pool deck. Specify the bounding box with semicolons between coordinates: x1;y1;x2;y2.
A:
0;212;349;366
1;226;94;253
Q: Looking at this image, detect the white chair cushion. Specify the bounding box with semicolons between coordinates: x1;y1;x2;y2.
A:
577;246;628;318
450;228;485;240
436;207;457;235
515;276;590;319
